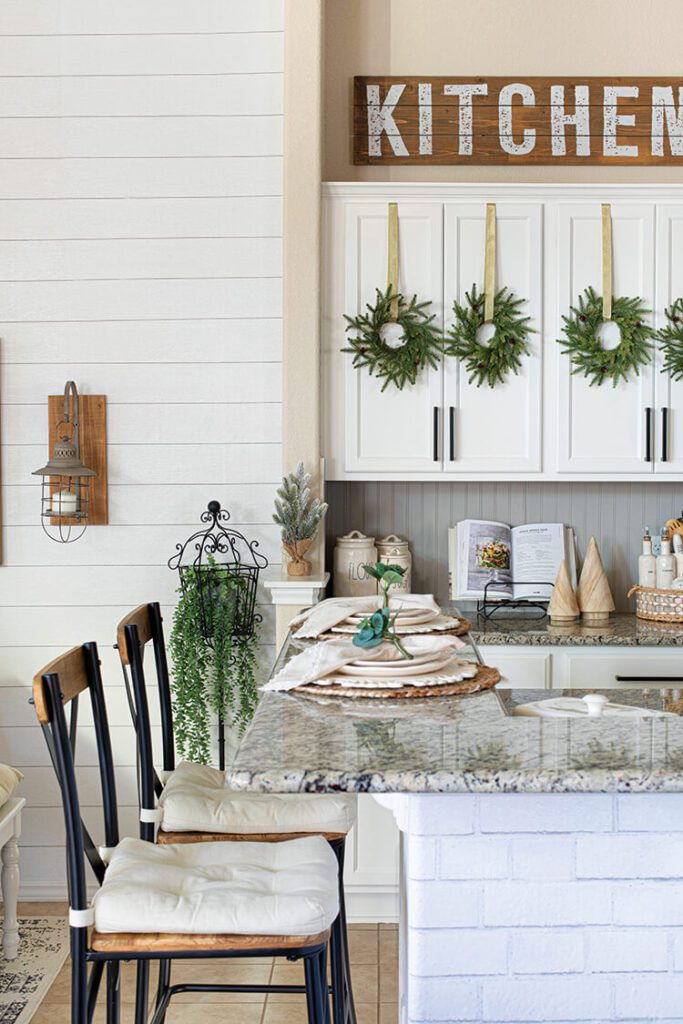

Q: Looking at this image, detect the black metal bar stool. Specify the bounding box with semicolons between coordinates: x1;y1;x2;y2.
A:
115;602;357;1024
32;642;335;1024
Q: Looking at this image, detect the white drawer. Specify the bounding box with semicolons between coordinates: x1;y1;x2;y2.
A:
566;652;683;689
481;648;551;689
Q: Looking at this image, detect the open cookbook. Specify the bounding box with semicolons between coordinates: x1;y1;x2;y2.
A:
448;519;577;601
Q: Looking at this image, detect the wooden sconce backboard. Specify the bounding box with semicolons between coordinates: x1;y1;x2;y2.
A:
48;394;108;525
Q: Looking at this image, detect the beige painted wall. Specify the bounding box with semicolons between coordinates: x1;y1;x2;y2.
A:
323;0;683;183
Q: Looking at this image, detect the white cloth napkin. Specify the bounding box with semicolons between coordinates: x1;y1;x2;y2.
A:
263;634;468;692
291;593;443;639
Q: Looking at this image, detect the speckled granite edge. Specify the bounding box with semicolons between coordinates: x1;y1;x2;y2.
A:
464;613;683;647
228;767;683;794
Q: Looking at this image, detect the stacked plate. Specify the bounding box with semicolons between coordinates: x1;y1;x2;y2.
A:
328;606;468;637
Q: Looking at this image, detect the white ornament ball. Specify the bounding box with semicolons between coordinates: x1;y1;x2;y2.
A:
380;321;407;350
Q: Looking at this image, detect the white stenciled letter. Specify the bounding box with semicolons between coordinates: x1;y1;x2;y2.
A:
498;83;536;155
652;86;683;157
551;84;590;156
604;85;639;158
418;82;432;156
444;83;488;156
367;84;408;157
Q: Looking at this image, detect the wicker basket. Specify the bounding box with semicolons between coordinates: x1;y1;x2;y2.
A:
628;584;683;623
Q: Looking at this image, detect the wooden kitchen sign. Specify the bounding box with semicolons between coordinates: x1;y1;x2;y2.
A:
353;77;683;165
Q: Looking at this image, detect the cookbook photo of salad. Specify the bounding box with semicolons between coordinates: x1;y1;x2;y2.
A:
449;519;576;601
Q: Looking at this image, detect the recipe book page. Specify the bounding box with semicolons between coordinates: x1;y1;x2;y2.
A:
511;523;574;599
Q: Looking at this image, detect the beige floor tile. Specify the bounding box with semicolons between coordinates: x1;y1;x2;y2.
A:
356;1002;378;1024
379;929;398;967
348;922;377;930
172;962;272;1002
379;963;398;1003
348;927;379;965
262;1000;309;1024
166;1004;264;1024
379;1003;398;1024
16;901;68;917
378;923;398;932
348;964;379;1004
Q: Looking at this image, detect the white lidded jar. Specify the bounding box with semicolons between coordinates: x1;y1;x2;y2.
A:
376;534;412;593
333;531;378;597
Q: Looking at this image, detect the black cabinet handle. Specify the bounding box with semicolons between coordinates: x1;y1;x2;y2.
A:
449;407;455;461
645;407;653;462
662;407;669;462
615;675;683;683
433;406;440;462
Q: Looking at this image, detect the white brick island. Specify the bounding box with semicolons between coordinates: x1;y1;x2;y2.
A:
230;638;683;1024
376;791;683;1024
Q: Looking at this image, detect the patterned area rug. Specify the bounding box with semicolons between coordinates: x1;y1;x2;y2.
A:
0;918;69;1024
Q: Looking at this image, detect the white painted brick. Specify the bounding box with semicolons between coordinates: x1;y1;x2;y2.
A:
479;794;614;833
672;929;683;969
407;976;479;1021
407;794;476;835
511;837;576;880
409;881;480;928
613;882;683;925
483;975;612;1021
586;928;668;972
617;794;683;832
577;834;683;878
440;837;509;879
409;928;508;976
483;882;611;927
510;930;584;974
614;974;683;1018
407;836;437;880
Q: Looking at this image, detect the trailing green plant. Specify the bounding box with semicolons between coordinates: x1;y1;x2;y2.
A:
168;554;259;765
444;283;535;388
343;285;444;391
558;286;654;387
658;297;683;381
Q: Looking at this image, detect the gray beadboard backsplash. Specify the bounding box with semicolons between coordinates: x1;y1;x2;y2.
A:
325;482;683;612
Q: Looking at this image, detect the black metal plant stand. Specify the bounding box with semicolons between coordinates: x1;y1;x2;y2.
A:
168;500;268;770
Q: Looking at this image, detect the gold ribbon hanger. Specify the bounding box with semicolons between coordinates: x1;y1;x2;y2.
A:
602;203;612;321
387;202;399;322
484;203;496;323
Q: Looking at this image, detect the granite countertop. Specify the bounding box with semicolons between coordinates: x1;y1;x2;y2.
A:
228;637;683;795
460;611;683;647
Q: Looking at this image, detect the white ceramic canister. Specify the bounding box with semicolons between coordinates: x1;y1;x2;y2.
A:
333;531;378;597
376;534;412;593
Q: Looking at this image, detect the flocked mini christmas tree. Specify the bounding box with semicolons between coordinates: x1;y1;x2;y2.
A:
273;462;328;577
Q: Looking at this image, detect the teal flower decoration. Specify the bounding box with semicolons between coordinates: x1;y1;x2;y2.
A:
352;563;412;659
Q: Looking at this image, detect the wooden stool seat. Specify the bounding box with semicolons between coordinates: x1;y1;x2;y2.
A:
91;928;330;954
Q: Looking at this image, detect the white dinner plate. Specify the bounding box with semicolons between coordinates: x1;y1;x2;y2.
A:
338;655;453;677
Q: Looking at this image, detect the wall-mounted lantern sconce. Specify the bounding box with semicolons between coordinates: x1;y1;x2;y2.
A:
32;381;108;543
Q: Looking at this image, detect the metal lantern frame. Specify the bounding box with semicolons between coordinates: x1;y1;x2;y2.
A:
32;380;96;544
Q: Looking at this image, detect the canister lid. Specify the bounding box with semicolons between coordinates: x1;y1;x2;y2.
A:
337;530;375;545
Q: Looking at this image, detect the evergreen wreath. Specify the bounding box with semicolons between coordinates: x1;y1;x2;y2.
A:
444;283;534;388
343;285;443;391
558;286;654;387
659;297;683;381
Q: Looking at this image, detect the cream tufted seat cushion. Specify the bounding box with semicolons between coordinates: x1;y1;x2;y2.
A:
158;761;357;835
93;835;339;936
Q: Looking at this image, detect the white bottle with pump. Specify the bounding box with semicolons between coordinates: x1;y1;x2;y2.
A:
656;529;676;590
638;528;656;588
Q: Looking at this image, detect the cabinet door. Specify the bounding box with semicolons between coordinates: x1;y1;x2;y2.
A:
556;204;655;474
343;202;444;473
443;203;542;473
655;205;683;474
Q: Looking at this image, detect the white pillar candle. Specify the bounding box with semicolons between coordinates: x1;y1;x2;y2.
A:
50;489;78;515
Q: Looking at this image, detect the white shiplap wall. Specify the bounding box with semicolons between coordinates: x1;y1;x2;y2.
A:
0;0;284;896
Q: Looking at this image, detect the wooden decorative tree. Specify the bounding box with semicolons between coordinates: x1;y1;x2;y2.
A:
548;560;580;624
577;537;615;624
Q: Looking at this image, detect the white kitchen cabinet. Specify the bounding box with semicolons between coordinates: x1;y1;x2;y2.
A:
339;201;444;474
479;645;683;690
322;184;683;481
655;205;683;475
443;203;542;473
555;203;655;475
